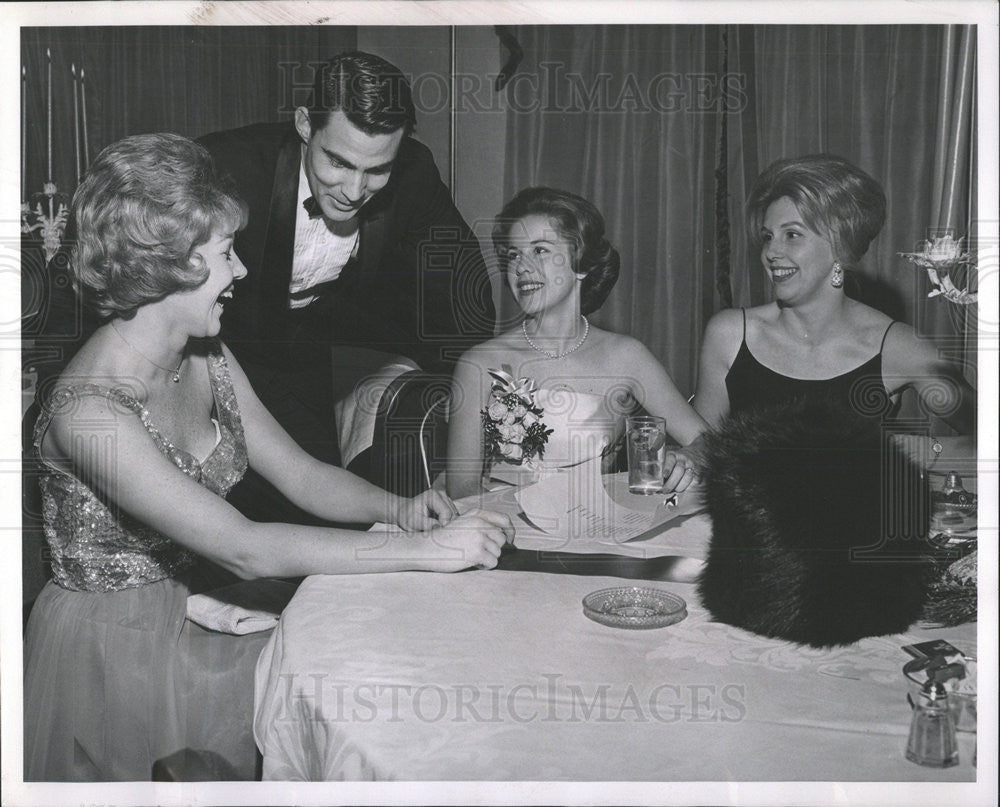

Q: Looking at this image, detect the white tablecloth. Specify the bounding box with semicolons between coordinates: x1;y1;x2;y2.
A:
253;570;977;781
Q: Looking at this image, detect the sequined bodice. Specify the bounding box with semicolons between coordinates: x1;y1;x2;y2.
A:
32;341;248;592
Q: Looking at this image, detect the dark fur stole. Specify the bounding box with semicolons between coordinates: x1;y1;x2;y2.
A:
697;397;937;647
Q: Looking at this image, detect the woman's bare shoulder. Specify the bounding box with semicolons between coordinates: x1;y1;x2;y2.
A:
845;298;893;324
844;299;899;346
588;325;634;349
742;303;778;329
702;306;754;361
456;332;525;372
590;329;653;365
46;347;149;409
35;369;146;462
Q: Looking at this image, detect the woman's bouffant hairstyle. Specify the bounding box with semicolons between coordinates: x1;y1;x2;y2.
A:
307;50;416;136
71;133;248;318
747;154;886;269
492;187;620;316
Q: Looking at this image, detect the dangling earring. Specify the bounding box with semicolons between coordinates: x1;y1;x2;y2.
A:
831;261;844;288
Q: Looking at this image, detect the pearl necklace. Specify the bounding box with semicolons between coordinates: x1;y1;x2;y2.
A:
111;322;183;383
521;316;590;359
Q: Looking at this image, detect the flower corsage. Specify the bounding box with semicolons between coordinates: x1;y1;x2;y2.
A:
481;367;553;465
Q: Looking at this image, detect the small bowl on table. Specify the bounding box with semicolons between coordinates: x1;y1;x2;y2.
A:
582;586;687;630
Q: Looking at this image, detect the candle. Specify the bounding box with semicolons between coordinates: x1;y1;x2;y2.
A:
46;48;52;183
72;64;80;184
81;67;89;170
21;66;26;188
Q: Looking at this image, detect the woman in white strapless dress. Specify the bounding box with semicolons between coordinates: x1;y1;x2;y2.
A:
484;384;621;487
447;187;708;498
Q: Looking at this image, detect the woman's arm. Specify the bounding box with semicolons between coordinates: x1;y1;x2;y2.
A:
446;351;490;499
41;396;510;579
691;308;744;428
618;337;709;492
222;345;454;531
882;323;977;436
621;338;708;445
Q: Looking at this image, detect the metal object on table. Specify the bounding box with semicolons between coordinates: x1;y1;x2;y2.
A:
903;655;977;734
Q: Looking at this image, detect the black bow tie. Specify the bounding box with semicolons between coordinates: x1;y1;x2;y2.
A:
303;196;322;219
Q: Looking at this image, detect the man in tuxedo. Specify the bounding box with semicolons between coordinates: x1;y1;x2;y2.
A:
199;50;496;522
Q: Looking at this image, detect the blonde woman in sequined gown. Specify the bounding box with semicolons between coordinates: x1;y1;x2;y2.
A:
446;188;707;498
24;134;512;782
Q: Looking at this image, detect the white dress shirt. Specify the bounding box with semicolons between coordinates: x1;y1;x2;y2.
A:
289;160;360;309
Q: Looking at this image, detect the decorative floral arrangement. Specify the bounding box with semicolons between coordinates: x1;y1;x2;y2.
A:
922;550;977;627
481;367;553;465
898;234;977;305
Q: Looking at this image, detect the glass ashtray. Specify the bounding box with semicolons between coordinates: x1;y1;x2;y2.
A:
582;586;687;630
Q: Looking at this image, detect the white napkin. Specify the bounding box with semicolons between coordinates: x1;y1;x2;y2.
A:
334;361;420;466
186;579;298;635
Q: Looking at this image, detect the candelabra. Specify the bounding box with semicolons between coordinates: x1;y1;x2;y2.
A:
21;49;90;265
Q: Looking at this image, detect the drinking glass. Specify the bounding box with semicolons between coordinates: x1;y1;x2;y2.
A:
626;415;667;495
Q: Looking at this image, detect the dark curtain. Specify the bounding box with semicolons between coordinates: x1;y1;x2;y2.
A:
502;24;978;398
502;26;725;395
733;26;976;375
20;26;357;201
20;24;359;372
730;24;979;417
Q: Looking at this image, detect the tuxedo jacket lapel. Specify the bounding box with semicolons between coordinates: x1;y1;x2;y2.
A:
261;132;301;335
353;210;385;291
254;132;399;330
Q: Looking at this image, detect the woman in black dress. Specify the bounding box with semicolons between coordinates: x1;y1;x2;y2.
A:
693;153;974;442
691;154;975;646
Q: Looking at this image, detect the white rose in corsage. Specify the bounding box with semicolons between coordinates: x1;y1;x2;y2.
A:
481;367;553;466
899;234;977;305
499;442;524;462
498;423;527;443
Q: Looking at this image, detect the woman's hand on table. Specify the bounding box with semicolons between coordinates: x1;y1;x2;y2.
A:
420;508;514;572
393;488;461;531
663;449;698;493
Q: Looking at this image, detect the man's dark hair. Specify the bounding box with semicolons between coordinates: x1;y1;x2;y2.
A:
307;51;416;135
